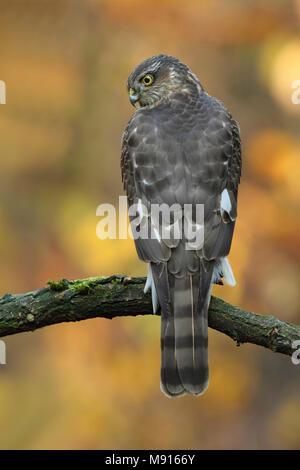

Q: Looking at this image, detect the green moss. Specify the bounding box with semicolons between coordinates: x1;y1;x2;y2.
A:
111;277;122;285
47;279;69;291
46;276;114;296
69;279;92;294
69;277;106;294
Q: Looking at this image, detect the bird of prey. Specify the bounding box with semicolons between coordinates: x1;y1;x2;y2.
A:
121;54;241;397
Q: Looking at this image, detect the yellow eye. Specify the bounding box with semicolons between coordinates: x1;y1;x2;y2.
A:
142;74;154;86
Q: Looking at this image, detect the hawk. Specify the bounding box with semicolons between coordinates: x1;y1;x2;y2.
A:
121;55;241;397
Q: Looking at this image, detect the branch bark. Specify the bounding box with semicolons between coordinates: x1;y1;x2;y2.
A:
0;275;299;356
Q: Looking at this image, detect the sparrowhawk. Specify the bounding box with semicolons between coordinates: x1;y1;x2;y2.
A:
121;55;241;397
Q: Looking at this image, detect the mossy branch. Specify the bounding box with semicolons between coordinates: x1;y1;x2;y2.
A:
0;275;299;357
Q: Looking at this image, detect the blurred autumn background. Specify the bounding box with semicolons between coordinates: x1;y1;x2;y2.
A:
0;0;299;450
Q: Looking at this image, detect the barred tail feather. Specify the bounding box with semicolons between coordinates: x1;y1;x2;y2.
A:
149;264;184;396
172;273;212;395
149;262;214;398
161;315;185;396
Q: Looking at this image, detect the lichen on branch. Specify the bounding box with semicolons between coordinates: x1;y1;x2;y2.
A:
0;275;299;358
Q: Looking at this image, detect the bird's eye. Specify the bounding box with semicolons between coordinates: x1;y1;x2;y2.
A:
142;74;154;86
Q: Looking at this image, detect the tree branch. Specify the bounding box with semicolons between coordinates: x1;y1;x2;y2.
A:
0;275;299;356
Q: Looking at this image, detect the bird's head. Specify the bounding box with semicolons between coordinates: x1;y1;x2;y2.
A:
126;54;201;108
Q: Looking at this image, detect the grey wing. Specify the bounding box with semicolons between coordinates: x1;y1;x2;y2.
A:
121;111;174;264
200;108;242;262
121;101;242;272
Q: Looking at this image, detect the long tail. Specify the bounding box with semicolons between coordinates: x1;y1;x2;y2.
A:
150;262;214;397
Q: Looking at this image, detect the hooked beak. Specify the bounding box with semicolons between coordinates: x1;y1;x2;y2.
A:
129;88;140;107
